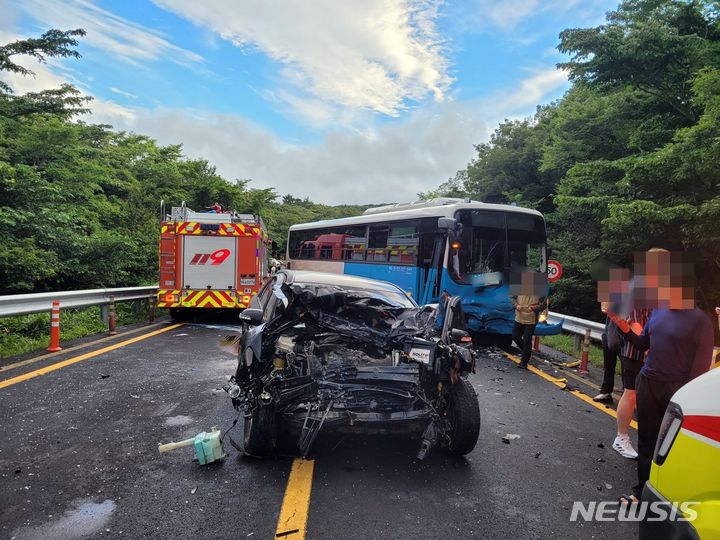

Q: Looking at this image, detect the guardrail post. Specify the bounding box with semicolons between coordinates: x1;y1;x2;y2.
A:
147;293;155;323
579;328;590;375
48;300;62;352
108;296;117;335
533;336;540;352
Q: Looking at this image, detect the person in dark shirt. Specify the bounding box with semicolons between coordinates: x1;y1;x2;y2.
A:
607;249;714;501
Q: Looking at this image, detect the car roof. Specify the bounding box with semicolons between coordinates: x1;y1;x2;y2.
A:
280;270;411;296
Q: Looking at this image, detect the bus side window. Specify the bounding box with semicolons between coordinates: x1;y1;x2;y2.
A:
368;225;389;262
388;222;418;265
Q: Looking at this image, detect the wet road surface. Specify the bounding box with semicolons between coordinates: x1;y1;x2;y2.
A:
0;320;638;539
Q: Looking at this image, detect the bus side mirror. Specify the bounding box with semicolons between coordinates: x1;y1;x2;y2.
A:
438;217;458;231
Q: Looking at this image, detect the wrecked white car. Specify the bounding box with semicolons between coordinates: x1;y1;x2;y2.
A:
224;270;480;459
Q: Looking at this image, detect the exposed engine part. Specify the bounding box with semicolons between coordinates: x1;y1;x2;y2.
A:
275;335;297;355
231;280;480;460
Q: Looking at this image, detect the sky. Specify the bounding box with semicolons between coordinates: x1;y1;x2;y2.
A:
1;0;618;205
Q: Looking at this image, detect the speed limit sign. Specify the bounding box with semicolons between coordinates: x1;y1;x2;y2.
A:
548;260;563;282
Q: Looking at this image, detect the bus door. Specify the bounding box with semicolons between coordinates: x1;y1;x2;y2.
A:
419;232;445;304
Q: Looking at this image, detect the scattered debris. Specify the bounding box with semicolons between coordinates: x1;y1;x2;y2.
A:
502;433;521;444
99;374;110;379
534;452;541;459
597;458;605;463
158;427;225;465
190;487;197;495
597;443;605;449
604;483;613;490
175;333;189;337
130;394;140;399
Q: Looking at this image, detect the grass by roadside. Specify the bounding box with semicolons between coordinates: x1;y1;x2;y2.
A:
539;333;605;369
0;301;162;358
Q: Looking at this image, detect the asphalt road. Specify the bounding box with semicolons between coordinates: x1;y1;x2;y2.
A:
0;319;638;539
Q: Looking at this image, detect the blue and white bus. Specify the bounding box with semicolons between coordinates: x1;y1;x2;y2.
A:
286;198;561;342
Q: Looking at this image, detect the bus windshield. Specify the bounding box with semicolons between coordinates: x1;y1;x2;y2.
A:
452;210;546;283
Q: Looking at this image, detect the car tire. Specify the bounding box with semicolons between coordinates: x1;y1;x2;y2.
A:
447;377;481;455
243;405;277;457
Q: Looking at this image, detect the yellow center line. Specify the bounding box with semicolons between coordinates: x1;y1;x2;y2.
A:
276;458;315;539
0;323;184;390
502;351;638;431
0;322;165;373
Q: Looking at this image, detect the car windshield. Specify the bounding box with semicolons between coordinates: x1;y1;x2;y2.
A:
452;210;547;282
330;286;416;309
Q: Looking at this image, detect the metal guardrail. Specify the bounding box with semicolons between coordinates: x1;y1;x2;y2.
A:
547;311;604;342
0;287;157;317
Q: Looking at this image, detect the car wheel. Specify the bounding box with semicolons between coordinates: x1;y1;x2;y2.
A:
243;405;277;457
447;377;481;455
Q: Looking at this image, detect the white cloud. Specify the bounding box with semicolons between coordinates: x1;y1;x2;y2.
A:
100;67;567;205
17;0;202;67
110;87;138;99
119;103;485;205
481;0;539;29
487;68;568;113
153;0;452;116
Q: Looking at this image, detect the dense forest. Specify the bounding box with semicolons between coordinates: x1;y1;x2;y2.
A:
1;0;719;323
424;0;720;318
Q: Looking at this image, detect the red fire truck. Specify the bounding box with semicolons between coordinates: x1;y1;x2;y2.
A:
156;202;269;318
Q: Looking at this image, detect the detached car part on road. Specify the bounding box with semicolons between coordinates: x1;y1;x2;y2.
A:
224;270;480;459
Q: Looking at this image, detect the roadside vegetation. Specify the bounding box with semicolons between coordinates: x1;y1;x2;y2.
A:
0;301;156;358
539;334;605;370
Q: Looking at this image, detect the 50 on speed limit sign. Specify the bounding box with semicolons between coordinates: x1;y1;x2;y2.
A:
548;260;563;282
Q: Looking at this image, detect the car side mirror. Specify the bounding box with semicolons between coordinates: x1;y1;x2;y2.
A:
239;308;263;325
450;328;472;345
